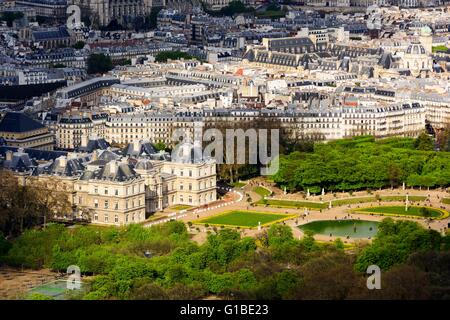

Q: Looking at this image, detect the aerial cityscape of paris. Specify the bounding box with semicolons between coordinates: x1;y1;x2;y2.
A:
0;0;449;309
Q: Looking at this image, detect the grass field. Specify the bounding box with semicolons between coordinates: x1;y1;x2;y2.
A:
432;45;449;53
331;195;426;206
253;186;271;198
230;182;246;188
441;198;450;205
353;206;448;219
196;210;295;228
256;195;427;209
256;199;327;210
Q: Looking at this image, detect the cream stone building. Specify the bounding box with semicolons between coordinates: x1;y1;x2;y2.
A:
74;159;146;225
0;138;218;226
0;112;55;151
54;113;108;150
401;42;432;77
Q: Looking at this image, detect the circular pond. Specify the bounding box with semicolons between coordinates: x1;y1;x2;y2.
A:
299;220;379;239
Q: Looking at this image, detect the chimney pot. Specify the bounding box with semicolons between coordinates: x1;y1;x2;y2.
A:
6;150;13;161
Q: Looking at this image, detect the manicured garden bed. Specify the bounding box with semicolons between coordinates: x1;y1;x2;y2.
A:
331;195;426;206
256;199;327;210
195;210;295;228
230;181;246;188
352;206;448;220
253;186;271;198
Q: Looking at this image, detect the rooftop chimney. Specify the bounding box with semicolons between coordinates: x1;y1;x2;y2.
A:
6;150;13;161
133;140;141;153
109;160;117;173
58;156;67;168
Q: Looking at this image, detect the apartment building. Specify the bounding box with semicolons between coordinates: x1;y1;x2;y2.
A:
106;113;201;146
0;112;55;151
54;113;108;150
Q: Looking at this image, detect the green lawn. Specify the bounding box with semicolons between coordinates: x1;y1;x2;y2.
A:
230;181;246;188
256;199;327;210
331;195;426;206
196;211;294;228
354;206;447;219
432;45;448;52
441;198;450;205
253;186;271;198
255;195;427;210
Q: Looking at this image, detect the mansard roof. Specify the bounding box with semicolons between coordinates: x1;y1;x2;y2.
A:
135;158;154;171
0;112;45;133
122;141;157;157
33;27;70;41
97;149;121;162
39;156;85;177
2;149;37;172
0;146;66;161
81;161;139;182
78;138;110;153
268;37;314;49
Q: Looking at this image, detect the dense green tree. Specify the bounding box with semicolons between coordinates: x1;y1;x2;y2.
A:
202;1;255;17
0;12;24;27
355;219;443;272
145;6;162;30
2;215;447;300
154;142;167;151
414;132;434;151
267;224;293;247
289;253;359;299
72;41;85;50
51;63;66;68
406;251;450;299
155;51;195;63
130;281;168;300
87;53;113;74
0;231;11;256
273;136;450;192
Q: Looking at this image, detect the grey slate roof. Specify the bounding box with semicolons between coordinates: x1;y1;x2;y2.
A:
33;27;70;41
81;161;139;182
122;141;157;157
2;150;37;172
0;112;45;133
97;149;121;162
78;138;110;153
39;156;85;177
0;146;66;161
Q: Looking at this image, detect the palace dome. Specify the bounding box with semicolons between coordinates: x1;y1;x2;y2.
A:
135;159;154;171
406;43;426;55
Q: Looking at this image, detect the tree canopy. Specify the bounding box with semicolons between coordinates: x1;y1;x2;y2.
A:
155;51;195;63
87;53;113;74
273;136;450;192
